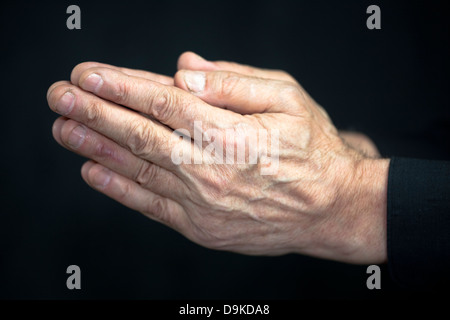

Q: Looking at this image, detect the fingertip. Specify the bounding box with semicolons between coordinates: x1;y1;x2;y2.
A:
173;69;188;91
89;164;112;189
80;160;95;187
174;69;206;95
70;61;102;85
177;51;199;70
177;51;216;71
52;117;66;145
47;81;71;102
59;119;88;150
82;161;111;189
81;160;96;178
70;62;86;84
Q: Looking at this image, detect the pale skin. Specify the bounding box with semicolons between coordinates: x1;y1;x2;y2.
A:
47;52;389;264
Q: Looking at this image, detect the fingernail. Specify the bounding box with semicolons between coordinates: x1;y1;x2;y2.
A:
56;92;75;115
68;125;86;149
82;73;103;93
184;71;205;94
92;167;111;188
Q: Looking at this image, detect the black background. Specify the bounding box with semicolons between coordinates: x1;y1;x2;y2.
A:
1;0;449;299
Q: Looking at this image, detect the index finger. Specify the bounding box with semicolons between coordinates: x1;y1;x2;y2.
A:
75;66;240;135
71;61;174;86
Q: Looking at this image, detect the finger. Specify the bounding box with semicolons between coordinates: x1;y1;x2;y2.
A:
81;161;188;231
47;81;190;171
174;70;301;114
177;51;298;84
52;115;66;145
71;61;173;86
54;117;184;199
74;67;239;134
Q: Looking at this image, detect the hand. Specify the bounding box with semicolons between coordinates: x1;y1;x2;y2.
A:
47;53;389;264
177;52;381;158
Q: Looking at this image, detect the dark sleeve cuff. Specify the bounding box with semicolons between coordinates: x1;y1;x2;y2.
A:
387;157;450;290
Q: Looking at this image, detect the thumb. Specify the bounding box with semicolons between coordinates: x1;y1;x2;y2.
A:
174;69;298;114
177;51;298;84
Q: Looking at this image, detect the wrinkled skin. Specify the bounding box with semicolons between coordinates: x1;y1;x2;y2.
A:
47;52;389;264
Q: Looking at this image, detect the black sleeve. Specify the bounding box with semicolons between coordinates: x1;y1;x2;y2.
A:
387;157;450;290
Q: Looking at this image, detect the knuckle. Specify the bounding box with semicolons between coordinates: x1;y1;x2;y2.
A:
146;197;168;222
125;120;153;157
276;70;296;83
134;161;158;186
149;88;177;122
84;100;105;127
94;142;116;159
281;82;306;106
113;77;130;105
117;180;133;202
220;74;241;98
195;168;233;203
317;105;331;121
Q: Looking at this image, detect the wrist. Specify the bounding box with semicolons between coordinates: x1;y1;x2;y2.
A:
335;157;390;264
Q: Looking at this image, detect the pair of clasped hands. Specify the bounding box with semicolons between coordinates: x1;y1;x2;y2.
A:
47;52;389;264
